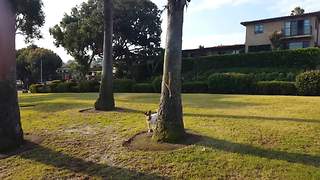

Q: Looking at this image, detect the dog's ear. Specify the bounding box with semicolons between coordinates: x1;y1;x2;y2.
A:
148;110;151;115
144;111;148;116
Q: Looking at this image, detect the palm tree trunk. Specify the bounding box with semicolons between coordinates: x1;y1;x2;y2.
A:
0;0;24;152
153;0;186;143
95;0;115;111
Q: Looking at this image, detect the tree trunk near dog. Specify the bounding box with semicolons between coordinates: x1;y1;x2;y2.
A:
95;0;115;111
153;0;187;143
0;0;24;152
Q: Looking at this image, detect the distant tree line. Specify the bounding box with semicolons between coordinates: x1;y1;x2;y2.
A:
16;45;63;87
49;0;163;81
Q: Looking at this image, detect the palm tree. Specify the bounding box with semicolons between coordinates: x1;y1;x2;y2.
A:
95;0;115;111
0;0;23;151
153;0;190;143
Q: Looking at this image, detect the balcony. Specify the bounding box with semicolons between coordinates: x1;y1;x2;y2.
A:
281;24;313;40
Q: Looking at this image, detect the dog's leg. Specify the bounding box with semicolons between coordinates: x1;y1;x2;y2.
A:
147;121;152;133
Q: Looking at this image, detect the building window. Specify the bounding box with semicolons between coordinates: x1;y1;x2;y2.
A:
304;19;311;35
254;24;264;34
288;41;310;49
284;19;311;37
284;22;291;36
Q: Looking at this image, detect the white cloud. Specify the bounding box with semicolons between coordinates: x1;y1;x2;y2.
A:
16;0;85;62
15;0;251;62
158;0;250;49
22;0;314;62
188;0;251;13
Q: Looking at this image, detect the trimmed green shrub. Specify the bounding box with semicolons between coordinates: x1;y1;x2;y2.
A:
29;84;50;93
152;76;162;93
31;81;99;93
256;81;297;95
47;80;62;93
250;72;298;82
133;83;154;93
296;70;320;96
55;82;78;93
50;80;62;84
114;79;135;93
182;81;208;93
77;80;100;92
208;73;256;94
29;84;41;93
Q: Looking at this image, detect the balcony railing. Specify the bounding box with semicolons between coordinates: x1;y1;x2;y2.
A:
282;26;312;38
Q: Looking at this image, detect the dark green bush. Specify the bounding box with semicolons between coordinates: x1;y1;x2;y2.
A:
50;80;62;84
208;73;256;94
296;70;320;96
183;48;320;77
133;83;154;93
182;81;208;93
31;80;99;93
29;84;41;93
77;80;100;92
256;81;297;95
113;79;135;93
55;82;78;93
47;80;62;93
152;76;162;93
29;84;50;93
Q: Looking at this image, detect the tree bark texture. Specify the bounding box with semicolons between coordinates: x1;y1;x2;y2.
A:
153;0;186;143
95;0;115;111
0;0;24;152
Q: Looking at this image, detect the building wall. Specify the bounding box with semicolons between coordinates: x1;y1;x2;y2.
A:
317;18;320;46
245;16;320;52
245;21;283;52
310;16;317;47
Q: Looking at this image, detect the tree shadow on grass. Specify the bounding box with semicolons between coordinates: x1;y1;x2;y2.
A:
185;113;320;124
18;141;167;179
78;107;145;115
115;107;145;114
198;135;320;167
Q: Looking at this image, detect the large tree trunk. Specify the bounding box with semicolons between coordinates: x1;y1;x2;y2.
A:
95;0;115;111
153;0;186;143
0;0;24;152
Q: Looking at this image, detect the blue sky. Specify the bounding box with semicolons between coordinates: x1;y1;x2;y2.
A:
16;0;320;62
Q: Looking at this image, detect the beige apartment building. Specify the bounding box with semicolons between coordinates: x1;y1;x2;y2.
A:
241;11;320;53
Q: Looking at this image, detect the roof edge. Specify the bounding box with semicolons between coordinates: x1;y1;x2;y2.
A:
241;11;320;26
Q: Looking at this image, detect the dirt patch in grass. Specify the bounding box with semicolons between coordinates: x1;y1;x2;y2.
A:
19;104;36;108
0;134;44;159
123;131;201;152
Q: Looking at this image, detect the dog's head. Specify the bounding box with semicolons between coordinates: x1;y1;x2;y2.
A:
144;111;152;121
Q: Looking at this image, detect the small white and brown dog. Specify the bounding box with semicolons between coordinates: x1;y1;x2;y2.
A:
144;111;158;133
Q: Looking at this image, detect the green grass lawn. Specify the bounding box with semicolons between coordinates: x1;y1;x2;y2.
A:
1;93;320;179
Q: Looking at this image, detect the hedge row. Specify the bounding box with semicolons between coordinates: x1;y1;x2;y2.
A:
30;80;100;93
207;73;256;94
29;71;320;96
182;48;320;77
29;79;208;94
256;81;297;95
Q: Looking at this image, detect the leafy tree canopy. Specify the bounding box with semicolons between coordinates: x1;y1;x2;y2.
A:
50;0;162;80
16;45;63;85
291;7;305;16
9;0;45;42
